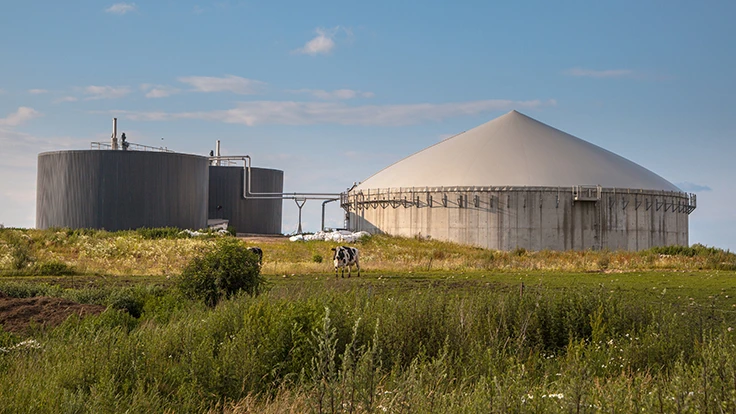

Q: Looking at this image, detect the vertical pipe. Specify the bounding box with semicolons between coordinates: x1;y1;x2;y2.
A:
216;140;221;166
321;198;338;231
111;118;118;150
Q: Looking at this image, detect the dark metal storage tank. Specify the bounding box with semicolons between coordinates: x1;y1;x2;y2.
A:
208;166;283;234
37;150;209;231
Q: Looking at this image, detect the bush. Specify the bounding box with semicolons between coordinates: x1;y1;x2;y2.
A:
34;261;76;276
312;254;323;263
177;239;264;306
108;290;145;318
136;227;184;240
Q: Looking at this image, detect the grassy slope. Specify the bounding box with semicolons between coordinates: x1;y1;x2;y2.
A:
1;228;736;412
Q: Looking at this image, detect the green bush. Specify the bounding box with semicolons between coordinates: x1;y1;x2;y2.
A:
108;289;145;318
136;227;185;240
33;261;76;276
177;239;264;306
312;254;323;263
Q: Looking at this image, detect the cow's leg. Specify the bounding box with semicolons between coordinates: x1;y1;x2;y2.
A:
347;265;351;278
356;261;360;277
335;266;338;278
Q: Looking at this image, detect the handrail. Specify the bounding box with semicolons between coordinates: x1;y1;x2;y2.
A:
90;141;173;152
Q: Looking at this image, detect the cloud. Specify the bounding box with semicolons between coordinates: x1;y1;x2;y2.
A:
564;67;636;79
28;89;49;94
140;84;180;98
675;182;712;192
108;98;556;126
293;27;341;55
84;85;131;100
55;96;79;103
0;107;42;127
106;2;137;14
178;75;265;94
0;89;5;94
288;89;374;100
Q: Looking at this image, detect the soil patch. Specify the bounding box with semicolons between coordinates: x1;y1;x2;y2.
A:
0;291;106;335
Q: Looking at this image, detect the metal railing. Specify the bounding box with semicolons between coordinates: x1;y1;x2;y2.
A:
90;141;174;152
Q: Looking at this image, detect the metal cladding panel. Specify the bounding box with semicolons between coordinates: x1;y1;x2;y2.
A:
208;166;283;234
36;150;209;231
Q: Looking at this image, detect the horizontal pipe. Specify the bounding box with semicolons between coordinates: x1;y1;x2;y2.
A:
208;155;341;200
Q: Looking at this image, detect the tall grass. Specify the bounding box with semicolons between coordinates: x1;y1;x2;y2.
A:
1;280;735;412
2;229;735;277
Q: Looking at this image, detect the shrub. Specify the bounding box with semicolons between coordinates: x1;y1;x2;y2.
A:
177;239;264;306
136;227;184;240
312;254;324;263
108;290;145;318
34;261;76;276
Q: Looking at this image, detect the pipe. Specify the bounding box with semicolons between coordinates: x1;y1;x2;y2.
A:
321;198;339;231
208;155;340;200
215;140;221;166
111;118;118;150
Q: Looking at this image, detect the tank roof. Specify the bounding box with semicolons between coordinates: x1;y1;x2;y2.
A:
356;110;681;192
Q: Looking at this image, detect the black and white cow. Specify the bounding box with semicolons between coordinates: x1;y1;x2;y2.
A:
331;246;360;278
247;246;263;265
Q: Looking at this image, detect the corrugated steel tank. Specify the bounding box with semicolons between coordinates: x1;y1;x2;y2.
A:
343;186;694;251
208;166;283;234
36;150;209;231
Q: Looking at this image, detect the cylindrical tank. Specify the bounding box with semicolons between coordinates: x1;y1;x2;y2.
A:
37;150;209;231
208;166;283;234
342;111;696;251
344;186;693;251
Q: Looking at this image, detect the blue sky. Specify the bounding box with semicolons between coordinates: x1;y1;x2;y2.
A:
1;1;734;250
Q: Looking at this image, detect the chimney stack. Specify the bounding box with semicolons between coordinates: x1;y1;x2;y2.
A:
111;118;118;150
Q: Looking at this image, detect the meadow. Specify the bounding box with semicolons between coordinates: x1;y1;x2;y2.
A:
1;228;736;413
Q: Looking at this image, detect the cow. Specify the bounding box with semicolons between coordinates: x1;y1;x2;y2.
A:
247;246;263;265
331;246;360;278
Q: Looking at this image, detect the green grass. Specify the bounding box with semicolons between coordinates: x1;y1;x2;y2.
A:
1;228;736;412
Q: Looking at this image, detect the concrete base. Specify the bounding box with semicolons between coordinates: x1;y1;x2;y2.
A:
344;187;693;251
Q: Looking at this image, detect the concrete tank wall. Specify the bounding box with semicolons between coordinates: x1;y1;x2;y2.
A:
37;150;209;231
344;187;693;251
208;166;283;234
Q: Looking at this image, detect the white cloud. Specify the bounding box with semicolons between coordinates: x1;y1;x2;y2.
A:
55;96;79;103
0;107;42;127
140;84;180;98
289;89;375;100
0;89;5;94
178;75;265;94
564;67;635;79
109;98;556;126
84;85;131;100
28;89;48;94
106;2;137;14
294;27;339;55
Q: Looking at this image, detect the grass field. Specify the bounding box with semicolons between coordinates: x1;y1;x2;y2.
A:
1;228;736;412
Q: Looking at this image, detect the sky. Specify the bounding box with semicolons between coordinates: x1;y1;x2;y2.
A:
1;1;734;250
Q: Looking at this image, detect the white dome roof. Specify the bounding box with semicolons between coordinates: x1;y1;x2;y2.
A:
356;110;681;192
